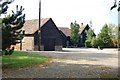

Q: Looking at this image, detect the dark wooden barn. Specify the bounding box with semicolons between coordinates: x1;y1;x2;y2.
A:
13;18;62;51
40;18;62;51
58;27;71;48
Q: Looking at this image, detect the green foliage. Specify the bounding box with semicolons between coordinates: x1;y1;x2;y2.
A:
85;28;95;40
1;1;25;54
118;24;120;48
0;0;14;14
91;24;119;48
3;47;14;55
2;51;48;68
97;24;113;48
112;38;118;48
70;21;80;47
85;27;95;48
85;40;91;48
108;24;119;48
91;37;98;48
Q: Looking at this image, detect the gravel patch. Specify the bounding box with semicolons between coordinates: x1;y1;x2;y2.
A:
2;48;118;78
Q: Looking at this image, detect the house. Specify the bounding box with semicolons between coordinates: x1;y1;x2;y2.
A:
58;27;71;48
78;23;96;47
58;23;96;47
13;18;62;51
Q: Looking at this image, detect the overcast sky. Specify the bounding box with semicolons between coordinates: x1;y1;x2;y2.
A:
7;0;118;34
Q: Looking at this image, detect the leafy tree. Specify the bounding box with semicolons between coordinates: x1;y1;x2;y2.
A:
91;37;99;48
97;24;113;48
70;21;80;47
1;0;25;55
118;24;120;49
108;24;118;47
85;27;95;48
91;24;119;48
114;24;120;48
85;28;95;40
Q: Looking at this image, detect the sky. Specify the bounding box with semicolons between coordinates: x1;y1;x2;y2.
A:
6;0;118;34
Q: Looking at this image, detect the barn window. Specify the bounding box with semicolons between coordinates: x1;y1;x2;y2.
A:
81;35;83;39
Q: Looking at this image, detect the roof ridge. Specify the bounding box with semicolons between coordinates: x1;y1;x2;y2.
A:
25;18;51;21
22;18;51;34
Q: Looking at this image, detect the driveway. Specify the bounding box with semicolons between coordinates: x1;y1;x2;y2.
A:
3;48;118;78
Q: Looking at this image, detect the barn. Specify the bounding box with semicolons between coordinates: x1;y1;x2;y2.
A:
13;18;62;51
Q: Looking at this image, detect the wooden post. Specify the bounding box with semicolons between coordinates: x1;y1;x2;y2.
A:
38;0;41;51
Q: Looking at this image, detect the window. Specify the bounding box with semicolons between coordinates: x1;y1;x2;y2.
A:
81;35;83;38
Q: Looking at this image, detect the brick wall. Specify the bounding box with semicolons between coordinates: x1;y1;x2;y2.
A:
11;43;21;51
22;36;34;51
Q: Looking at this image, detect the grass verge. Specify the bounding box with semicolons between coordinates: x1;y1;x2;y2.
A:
2;51;48;69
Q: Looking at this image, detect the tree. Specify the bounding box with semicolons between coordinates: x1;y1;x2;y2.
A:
0;0;14;15
118;24;120;49
85;28;94;40
97;24;113;48
85;40;91;48
91;37;99;48
108;24;118;47
1;0;25;55
70;21;80;47
110;0;120;11
85;28;94;48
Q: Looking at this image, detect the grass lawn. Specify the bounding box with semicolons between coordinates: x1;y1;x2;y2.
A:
2;51;48;69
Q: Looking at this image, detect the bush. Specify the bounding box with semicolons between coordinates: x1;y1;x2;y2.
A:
91;37;99;48
91;37;96;48
112;38;118;48
85;40;91;48
3;47;14;55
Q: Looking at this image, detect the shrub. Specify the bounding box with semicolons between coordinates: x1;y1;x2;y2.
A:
85;40;91;48
111;38;118;48
91;37;102;48
91;37;97;48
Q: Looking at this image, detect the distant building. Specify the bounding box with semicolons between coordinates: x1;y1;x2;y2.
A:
12;18;96;50
59;23;96;47
78;23;96;47
58;27;71;48
13;18;62;51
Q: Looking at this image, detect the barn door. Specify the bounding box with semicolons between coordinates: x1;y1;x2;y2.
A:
44;38;55;51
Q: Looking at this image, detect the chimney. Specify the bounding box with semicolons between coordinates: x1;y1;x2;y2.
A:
81;23;83;26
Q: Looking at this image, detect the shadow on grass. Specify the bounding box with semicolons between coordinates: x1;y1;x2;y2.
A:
2;51;48;69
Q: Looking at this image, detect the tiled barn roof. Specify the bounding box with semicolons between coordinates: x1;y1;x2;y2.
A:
22;18;50;34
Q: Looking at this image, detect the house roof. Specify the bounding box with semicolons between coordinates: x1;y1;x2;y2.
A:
22;18;51;34
59;24;96;37
58;27;71;36
79;24;89;34
79;24;96;36
58;24;89;36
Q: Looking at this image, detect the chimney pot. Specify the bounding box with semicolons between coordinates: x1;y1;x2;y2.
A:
81;23;83;25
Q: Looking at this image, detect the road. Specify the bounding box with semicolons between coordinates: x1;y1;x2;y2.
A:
3;48;118;78
32;48;118;68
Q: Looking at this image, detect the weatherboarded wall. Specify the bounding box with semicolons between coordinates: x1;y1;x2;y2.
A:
41;18;62;51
